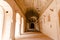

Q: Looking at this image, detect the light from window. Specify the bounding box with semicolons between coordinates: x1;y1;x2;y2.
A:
15;13;20;38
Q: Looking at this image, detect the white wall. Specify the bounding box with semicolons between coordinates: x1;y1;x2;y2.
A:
0;6;4;40
39;0;59;40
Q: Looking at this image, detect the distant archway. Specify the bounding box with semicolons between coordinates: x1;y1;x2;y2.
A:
30;23;34;29
25;8;40;32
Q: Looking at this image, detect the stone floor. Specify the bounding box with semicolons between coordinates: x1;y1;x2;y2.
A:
15;32;53;40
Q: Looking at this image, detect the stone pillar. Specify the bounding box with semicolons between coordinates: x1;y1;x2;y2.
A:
10;11;16;40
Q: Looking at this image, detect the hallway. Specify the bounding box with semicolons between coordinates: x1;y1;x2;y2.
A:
0;0;60;40
15;32;53;40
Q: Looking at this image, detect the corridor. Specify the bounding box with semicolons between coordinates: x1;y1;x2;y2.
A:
0;0;60;40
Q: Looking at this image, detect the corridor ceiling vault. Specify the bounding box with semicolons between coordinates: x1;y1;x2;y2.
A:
14;0;53;22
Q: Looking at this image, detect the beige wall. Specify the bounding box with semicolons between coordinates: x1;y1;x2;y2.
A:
56;0;60;40
39;0;60;40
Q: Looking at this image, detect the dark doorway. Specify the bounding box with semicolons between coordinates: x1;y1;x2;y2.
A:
30;23;34;29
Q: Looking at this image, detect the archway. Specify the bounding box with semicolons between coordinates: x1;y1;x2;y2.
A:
15;13;21;38
30;23;34;29
0;1;13;40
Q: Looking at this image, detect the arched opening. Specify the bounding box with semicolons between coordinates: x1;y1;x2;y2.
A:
15;13;20;38
30;23;34;29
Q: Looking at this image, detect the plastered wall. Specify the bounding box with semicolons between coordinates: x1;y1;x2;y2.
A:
39;0;59;40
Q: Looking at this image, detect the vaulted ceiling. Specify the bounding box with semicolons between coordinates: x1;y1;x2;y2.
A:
14;0;53;22
14;0;53;15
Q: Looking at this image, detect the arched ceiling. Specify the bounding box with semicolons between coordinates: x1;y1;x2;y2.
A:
14;0;53;22
14;0;53;15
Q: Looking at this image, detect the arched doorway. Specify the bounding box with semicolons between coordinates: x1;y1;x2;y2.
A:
0;1;13;40
15;13;20;38
30;23;34;29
